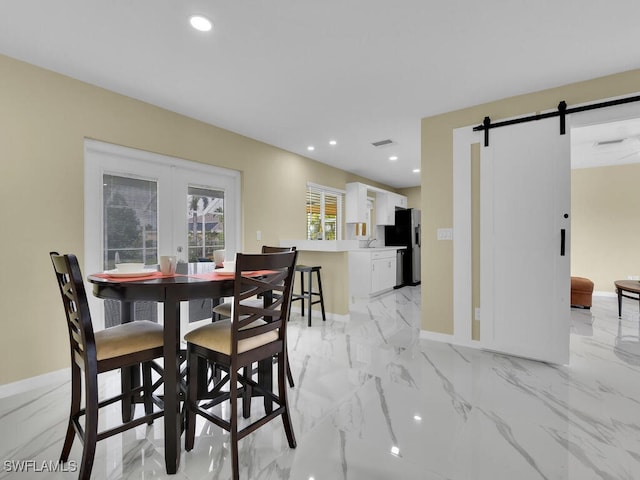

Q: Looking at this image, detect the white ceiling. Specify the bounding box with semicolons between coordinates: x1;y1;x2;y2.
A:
1;1;640;187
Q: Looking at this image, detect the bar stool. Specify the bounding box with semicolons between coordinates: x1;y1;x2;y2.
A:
291;265;326;326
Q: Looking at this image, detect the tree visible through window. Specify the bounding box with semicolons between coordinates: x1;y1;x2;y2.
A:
306;184;343;240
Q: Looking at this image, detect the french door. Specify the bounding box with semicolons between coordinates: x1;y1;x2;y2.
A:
85;140;241;331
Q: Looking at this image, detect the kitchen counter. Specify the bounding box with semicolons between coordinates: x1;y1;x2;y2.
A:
279;240;406;252
349;246;406;252
279;240;360;252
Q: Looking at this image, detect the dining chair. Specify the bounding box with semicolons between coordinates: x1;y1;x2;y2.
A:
50;252;165;479
184;251;298;480
212;245;297;387
212;245;296;318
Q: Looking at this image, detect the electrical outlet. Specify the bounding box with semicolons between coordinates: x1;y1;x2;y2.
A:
437;228;453;240
256;230;262;241
474;307;481;321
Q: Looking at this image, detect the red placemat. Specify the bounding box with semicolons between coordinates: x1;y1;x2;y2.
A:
188;270;275;280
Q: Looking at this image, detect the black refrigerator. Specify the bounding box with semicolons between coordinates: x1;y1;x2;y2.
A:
385;208;421;286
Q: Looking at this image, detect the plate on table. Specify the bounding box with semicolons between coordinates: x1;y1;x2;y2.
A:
214;268;236;276
214;269;255;276
104;269;157;278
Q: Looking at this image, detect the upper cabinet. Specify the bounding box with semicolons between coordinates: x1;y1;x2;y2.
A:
346;182;408;225
375;192;408;225
345;182;368;223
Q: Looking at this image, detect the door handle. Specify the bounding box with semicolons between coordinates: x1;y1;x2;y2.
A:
560;229;566;256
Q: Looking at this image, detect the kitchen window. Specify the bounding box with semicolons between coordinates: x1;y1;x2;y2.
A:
306;182;344;240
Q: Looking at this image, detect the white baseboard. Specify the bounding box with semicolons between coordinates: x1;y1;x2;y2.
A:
419;330;483;351
594;291;617;298
290;310;348;323
0;368;70;400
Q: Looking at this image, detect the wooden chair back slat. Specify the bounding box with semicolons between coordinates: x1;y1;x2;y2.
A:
231;251;297;356
50;252;97;368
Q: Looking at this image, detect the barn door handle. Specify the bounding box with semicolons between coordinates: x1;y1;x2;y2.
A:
560;229;566;256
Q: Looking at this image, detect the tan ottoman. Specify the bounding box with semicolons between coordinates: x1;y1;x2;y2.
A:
571;276;594;309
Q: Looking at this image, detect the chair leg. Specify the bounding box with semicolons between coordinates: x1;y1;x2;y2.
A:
299;271;305;317
242;366;252;419
79;374;99;480
120;365;139;422
230;367;240;480
285;345;295;388
315;270;327;322
185;349;199;452
278;353;297;449
306;271;312;327
60;363;81;463
142;361;153;423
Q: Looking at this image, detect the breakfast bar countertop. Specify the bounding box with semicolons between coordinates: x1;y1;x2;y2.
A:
279;240;405;252
279;240;359;252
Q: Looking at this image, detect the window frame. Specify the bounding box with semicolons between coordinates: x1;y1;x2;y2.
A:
306;182;344;241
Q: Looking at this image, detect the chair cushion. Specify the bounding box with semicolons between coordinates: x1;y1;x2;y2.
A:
184;319;278;355
95;320;164;361
212;301;232;317
212;298;264;318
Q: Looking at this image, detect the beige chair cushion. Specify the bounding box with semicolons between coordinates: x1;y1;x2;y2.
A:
95;320;164;361
212;301;232;317
184;319;278;355
212;298;263;318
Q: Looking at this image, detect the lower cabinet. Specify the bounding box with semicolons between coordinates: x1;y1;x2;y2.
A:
349;249;397;297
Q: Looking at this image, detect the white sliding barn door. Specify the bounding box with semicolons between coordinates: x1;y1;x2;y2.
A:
480;118;570;364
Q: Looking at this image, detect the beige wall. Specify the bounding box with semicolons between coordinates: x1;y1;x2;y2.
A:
422;68;640;335
399;186;421;209
571;163;640;292
0;54;393;385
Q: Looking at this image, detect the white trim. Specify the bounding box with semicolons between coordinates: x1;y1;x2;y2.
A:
452;126;481;345
84;139;242;329
306;181;346;195
0;368;70;399
594;291;617;298
419;330;482;351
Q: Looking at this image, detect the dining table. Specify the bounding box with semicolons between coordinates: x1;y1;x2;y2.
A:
87;262;273;475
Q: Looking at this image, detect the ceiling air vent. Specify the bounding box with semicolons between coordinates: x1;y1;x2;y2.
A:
371;139;395;148
595;138;625;146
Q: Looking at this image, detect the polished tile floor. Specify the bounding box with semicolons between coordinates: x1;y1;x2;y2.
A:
2;288;640;479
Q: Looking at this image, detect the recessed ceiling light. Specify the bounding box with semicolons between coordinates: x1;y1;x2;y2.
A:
414;415;422;421
389;155;398;161
329;140;337;146
307;146;315;151
390;446;400;456
190;15;212;32
413;168;420;173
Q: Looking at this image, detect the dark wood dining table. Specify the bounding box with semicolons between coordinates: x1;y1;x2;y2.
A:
87;262;244;475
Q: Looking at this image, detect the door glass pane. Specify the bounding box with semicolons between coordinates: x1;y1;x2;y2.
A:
187;186;224;323
187;186;225;262
103;174;158;268
103;174;158;326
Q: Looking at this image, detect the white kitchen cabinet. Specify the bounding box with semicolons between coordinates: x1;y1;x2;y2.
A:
375;192;408;225
345;182;368;223
375;192;394;225
349;249;397;297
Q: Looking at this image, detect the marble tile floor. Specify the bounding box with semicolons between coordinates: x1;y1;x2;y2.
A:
1;288;640;479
